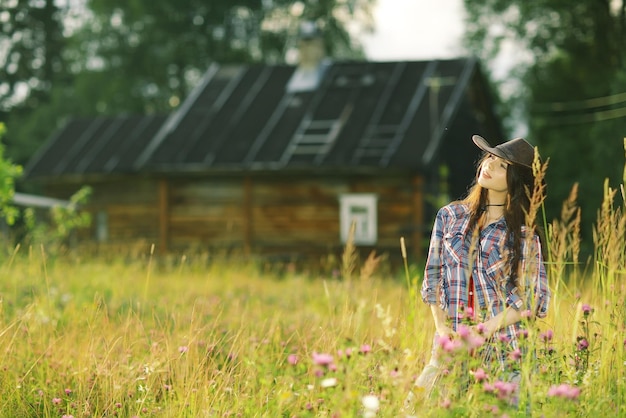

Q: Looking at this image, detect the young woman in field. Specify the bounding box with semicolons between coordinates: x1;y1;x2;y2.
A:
413;135;551;405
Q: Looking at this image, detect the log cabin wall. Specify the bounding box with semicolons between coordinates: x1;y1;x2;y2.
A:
41;172;425;265
166;173;424;262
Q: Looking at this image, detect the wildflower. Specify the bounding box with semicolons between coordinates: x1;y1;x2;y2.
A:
457;324;471;339
62;415;74;418
164;384;172;391
475;323;486;334
320;377;338;388
312;352;334;366
345;347;353;358
493;380;517;400
471;368;488;382
436;335;462;353
498;334;510;343
509;348;522;361
468;335;485;350
581;304;593;316
362;394;380;412
521;309;532;318
115;402;122;408
360;344;372;354
64;388;72;395
548;383;581;400
540;330;554;342
288;354;298;365
178;346;188;354
52;397;62;405
577;338;589;351
440;398;451;409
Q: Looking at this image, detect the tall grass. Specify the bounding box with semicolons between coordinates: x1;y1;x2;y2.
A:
0;143;625;417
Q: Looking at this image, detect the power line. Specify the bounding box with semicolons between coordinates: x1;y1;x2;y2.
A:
534;91;626;112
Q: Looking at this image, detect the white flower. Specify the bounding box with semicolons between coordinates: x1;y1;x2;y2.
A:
362;394;380;411
320;377;338;388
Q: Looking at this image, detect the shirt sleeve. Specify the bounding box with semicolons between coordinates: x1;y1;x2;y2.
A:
507;233;550;317
421;207;446;306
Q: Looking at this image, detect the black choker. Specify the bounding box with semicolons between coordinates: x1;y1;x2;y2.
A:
484;204;505;207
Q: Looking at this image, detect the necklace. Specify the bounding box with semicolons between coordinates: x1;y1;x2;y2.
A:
484;204;505;207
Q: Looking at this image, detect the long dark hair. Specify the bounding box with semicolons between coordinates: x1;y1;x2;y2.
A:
460;154;541;287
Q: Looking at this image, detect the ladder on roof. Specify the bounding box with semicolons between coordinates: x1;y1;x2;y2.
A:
280;103;353;164
352;60;439;166
280;64;362;165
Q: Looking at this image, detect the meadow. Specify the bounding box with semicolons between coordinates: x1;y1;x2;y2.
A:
1;164;625;417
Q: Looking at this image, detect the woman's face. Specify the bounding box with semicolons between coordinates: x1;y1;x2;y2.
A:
478;154;509;193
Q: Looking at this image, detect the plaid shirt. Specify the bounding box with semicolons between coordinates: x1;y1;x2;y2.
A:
421;203;550;348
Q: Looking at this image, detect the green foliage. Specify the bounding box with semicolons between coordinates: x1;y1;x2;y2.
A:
22;185;92;249
2;0;375;165
463;0;626;253
0;123;23;225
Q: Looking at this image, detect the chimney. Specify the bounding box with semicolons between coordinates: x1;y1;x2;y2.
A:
286;21;329;93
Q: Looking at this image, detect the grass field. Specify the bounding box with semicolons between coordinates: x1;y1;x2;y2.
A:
1;165;625;417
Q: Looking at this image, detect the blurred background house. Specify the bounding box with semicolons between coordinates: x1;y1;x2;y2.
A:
24;28;502;267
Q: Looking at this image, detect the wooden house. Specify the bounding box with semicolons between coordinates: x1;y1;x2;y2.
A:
24;55;502;266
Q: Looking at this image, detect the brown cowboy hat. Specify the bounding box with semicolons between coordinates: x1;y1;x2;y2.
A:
472;135;536;168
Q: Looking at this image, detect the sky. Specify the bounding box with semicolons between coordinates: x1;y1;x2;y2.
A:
361;0;466;61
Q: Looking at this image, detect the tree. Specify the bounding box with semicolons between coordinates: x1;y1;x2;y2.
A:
2;0;375;166
463;0;626;251
0;0;76;164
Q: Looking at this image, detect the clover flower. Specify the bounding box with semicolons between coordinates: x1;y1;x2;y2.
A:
548;383;581;400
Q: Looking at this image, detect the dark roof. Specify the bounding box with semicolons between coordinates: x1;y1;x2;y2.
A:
26;57;496;179
26;114;167;178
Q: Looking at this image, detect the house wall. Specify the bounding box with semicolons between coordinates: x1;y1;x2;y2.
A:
43;173;426;263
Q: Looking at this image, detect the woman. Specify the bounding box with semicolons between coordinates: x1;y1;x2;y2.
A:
414;135;551;402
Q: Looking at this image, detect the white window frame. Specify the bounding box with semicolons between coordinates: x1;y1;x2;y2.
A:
95;210;108;242
339;193;378;245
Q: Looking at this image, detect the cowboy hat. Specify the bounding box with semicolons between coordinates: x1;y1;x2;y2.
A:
472;135;536;168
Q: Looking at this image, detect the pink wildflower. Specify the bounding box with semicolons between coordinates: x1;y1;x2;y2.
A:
483;382;495;393
345;347;353;358
360;344;371;354
468;335;485;350
521;309;532;318
178;346;189;354
548;383;581;400
52;397;62;405
509;348;522;361
312;352;334;366
440;398;451;409
493;380;517;399
457;324;471;339
581;304;593;316
577;339;589;351
64;388;72;395
288;354;298;365
472;368;487;382
540;330;554;342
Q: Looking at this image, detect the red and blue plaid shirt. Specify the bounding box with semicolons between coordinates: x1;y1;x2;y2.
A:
421;203;550;347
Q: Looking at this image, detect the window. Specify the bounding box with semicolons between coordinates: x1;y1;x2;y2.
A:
96;210;108;242
339;194;378;245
